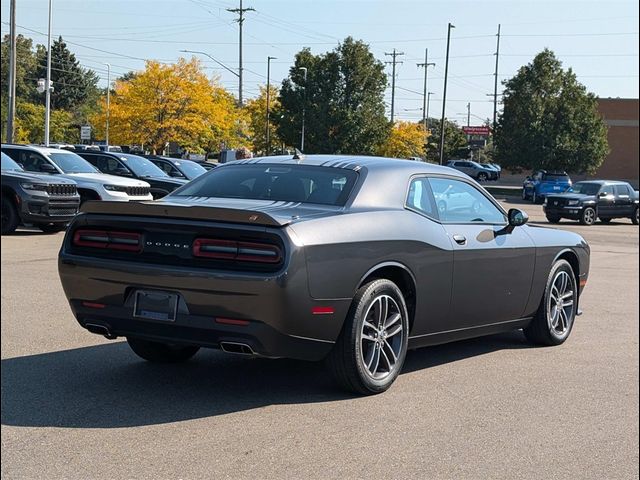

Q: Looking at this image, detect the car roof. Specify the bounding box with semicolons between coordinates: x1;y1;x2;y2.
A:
575;180;627;185
1;143;77;156
230;154;464;176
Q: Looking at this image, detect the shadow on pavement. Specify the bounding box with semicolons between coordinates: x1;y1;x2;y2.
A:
2;330;529;429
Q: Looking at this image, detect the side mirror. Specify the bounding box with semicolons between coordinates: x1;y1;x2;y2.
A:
169;170;184;178
508;208;529;227
114;167;131;176
39;163;57;173
598;192;608;198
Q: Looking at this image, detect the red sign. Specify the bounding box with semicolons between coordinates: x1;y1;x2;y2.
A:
462;126;491;136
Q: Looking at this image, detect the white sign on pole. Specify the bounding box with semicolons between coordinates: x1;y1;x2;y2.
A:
80;125;91;140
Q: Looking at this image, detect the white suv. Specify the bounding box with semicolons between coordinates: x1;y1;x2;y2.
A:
2;144;153;203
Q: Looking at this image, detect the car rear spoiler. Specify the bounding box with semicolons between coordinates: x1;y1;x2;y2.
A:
80;200;287;227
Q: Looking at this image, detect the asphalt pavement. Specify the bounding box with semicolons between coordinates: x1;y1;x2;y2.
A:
1;199;638;480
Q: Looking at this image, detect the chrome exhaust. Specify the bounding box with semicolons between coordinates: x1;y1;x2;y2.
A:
220;341;254;355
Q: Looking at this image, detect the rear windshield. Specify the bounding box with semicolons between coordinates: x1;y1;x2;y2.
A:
543;173;569;181
171;164;358;206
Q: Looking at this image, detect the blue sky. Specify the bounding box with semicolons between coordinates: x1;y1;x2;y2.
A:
2;0;638;125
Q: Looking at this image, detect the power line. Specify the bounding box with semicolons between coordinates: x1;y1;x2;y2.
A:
226;0;255;105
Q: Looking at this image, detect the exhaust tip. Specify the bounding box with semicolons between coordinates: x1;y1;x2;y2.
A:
84;323;117;339
220;341;254;355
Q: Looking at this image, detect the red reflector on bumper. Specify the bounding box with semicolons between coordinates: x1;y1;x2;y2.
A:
215;317;250;326
82;301;106;309
312;307;335;315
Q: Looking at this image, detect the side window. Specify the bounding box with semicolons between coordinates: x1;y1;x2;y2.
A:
406;177;437;219
614;185;630;196
95;155;123;174
599;185;612;196
21;152;49;172
428;177;506;224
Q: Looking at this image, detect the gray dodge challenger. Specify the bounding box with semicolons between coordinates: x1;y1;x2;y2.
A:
58;155;590;394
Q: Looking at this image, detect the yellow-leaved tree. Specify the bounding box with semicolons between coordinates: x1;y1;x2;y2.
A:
376;121;428;159
245;85;283;155
91;58;249;154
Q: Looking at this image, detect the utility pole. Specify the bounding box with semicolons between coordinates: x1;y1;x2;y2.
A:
439;22;455;165
491;24;501;133
104;63;110;147
227;0;254;105
417;48;435;132
467;102;471;127
385;49;404;123
44;0;53;146
266;56;276;155
426;92;434;127
299;67;307;151
6;0;16;143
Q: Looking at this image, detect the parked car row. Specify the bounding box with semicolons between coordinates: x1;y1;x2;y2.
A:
1;144;211;234
446;160;501;181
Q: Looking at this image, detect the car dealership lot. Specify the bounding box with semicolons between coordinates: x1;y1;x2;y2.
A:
1;200;638;479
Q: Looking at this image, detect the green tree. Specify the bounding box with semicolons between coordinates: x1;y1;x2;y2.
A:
495;49;608;174
425;118;467;163
276;37;390;154
245;84;282;154
34;36;100;111
1;34;40;104
14;101;78;144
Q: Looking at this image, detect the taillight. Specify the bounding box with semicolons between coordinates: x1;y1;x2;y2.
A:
73;229;142;252
192;238;282;264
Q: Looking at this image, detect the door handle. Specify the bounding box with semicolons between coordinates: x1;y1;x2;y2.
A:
452;234;467;245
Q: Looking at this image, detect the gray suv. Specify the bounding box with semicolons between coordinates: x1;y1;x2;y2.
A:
446;160;497;181
1;152;80;234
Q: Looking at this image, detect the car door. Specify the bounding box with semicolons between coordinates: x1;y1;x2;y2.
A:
597;184;616;217
613;184;633;216
427;176;536;329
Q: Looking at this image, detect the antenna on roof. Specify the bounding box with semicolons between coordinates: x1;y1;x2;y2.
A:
292;148;305;161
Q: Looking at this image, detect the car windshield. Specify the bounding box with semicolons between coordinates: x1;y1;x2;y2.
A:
1;152;23;171
119;154;168;177
172;164;358;206
171;159;206;179
47;152;98;173
569;183;601;195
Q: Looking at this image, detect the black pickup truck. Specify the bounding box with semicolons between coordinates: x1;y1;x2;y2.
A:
544;180;639;226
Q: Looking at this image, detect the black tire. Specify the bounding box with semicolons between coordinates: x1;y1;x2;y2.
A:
546;215;561;224
1;195;20;235
599;218;612;224
579;207;596;226
37;223;68;233
523;259;577;346
127;337;200;363
477;172;488;182
632;207;639;225
327;279;409;395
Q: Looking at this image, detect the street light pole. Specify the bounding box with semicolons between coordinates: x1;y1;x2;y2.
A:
439;22;455;165
266;56;276;155
104;63;110;147
467;102;471;127
44;0;53;146
6;0;16;143
299;67;307;152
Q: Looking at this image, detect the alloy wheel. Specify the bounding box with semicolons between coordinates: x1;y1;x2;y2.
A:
359;295;405;380
547;270;575;336
583;208;596;225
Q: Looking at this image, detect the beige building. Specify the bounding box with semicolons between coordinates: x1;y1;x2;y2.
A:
594;98;639;188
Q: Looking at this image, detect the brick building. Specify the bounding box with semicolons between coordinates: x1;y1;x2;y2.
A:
594;98;639;188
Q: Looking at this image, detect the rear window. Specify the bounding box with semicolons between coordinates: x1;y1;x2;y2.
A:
542;173;569;181
171;164;358;206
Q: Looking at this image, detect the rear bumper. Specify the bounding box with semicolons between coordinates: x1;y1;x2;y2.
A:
58;253;351;361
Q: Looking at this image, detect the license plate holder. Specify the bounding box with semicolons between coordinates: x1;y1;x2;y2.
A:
133;290;178;322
